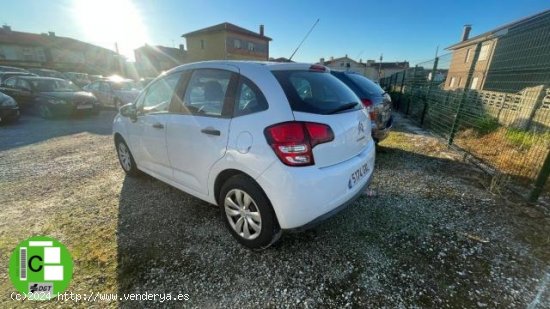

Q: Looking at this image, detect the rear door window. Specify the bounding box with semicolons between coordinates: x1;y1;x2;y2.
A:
272;70;361;114
234;77;268;116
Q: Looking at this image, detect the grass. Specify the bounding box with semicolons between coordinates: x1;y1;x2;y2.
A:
505;128;550;150
474;116;500;135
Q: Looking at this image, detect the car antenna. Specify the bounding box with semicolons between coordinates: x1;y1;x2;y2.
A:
288;18;320;61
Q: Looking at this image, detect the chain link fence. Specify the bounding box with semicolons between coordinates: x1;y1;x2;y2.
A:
379;15;550;203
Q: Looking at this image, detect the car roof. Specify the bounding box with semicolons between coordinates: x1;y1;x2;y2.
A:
0;72;35;75
18;76;67;81
169;60;329;73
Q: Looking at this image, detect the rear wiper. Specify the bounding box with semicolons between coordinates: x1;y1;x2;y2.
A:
326;102;359;114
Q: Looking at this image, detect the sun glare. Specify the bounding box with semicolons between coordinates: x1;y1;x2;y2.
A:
72;0;148;60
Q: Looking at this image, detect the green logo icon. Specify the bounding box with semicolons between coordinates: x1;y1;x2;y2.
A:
9;236;73;300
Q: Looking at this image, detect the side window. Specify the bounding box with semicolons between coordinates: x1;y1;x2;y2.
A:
5;78;17;87
234;77;268;116
182;69;233;117
88;82;98;90
99;82;110;92
17;79;31;90
140;73;180;114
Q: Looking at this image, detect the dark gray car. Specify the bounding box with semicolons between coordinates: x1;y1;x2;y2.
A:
331;71;393;142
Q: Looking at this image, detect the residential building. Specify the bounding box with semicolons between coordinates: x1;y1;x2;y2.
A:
319;55;408;80
0;25;121;75
181;22;271;62
445;9;550;92
134;44;187;77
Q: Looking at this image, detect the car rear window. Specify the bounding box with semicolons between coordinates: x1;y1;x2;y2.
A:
272;70;361;115
346;74;385;96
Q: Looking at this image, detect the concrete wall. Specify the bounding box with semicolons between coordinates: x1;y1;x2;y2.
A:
0;44;47;64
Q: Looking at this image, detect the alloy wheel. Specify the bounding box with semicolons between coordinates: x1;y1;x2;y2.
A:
224;189;262;240
118;142;132;171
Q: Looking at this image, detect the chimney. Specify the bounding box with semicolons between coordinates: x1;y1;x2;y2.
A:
48;31;55;37
259;24;264;36
330;56;334;61
461;25;472;42
319;58;325;64
179;44;185;52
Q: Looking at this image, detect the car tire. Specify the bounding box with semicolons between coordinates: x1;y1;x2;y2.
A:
115;138;140;177
219;175;281;250
39;105;53;119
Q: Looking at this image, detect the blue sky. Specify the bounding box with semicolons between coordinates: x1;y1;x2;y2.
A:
2;0;549;64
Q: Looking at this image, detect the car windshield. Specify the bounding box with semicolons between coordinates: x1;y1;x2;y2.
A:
272;70;361;114
30;79;81;92
111;81;142;91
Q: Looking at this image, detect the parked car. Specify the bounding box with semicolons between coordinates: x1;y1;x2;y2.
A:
0;65;29;73
113;61;375;249
0;76;99;118
89;74;104;82
64;72;91;87
0;91;20;124
0;72;38;85
331;71;393;142
28;68;67;80
138;77;154;88
84;78;142;109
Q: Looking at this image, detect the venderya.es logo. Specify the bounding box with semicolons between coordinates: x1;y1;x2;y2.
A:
8;236;73;300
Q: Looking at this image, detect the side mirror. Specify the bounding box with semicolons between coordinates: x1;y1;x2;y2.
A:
120;103;137;121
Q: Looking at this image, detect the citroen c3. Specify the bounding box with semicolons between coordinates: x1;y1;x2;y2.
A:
113;61;376;249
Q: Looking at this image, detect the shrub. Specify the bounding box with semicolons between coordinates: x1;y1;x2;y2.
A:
474;116;500;135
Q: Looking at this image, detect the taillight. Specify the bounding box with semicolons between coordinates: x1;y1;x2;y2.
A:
361;98;377;121
309;64;327;72
264;122;334;166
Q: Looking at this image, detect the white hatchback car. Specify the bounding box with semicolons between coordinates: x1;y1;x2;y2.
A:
113;61;375;249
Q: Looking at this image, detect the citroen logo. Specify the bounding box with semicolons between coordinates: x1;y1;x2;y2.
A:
358;122;365;134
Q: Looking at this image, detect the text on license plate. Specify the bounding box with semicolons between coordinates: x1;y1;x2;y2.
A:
348;163;369;189
77;104;93;109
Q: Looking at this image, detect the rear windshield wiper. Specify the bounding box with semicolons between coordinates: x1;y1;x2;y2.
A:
326;102;359;114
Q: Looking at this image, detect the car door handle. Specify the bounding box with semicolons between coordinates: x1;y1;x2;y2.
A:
152;122;164;129
201;128;221;136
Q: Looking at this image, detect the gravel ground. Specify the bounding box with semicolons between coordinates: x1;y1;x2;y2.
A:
0;111;548;308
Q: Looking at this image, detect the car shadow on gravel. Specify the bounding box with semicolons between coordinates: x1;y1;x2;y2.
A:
0;110;115;151
114;145;549;307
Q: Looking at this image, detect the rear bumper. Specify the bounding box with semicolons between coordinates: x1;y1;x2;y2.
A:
256;138;376;229
48;103;99;116
287;172;373;232
372;115;393;142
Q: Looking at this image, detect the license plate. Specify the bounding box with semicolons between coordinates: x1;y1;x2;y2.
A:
77;104;93;110
348;163;369;189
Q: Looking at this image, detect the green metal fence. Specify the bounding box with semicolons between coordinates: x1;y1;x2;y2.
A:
379;18;550;203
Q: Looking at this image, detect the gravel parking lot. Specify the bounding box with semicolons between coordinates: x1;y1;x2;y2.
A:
1;111;548;308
